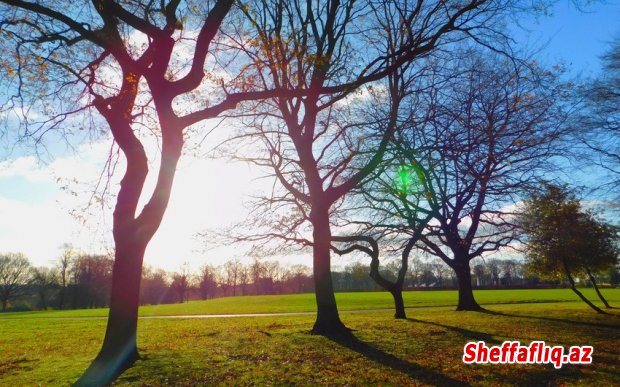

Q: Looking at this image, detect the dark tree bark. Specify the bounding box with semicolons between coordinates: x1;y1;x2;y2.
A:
452;261;482;311
311;208;347;335
332;235;416;319
585;266;612;309
369;239;412;319
389;287;407;319
77;244;146;385
76;94;184;384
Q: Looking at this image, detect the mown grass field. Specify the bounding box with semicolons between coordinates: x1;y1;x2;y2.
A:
1;289;619;385
1;288;616;318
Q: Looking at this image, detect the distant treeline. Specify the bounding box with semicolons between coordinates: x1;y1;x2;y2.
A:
1;252;618;312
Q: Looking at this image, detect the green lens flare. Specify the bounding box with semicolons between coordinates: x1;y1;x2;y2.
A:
394;164;425;195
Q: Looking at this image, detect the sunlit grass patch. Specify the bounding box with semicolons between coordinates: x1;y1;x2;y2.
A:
1;288;618;319
1;298;618;385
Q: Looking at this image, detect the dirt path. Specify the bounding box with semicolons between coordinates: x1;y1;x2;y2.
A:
0;307;433;320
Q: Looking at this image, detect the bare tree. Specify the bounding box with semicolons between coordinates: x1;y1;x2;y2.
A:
56;244;74;310
407;256;425;287
31;266;59;310
72;254;114;308
487;259;501;287
263;260;282;288
224;0;516;334
170;263;190;303
281;264;312;293
0;252;31;311
223;258;243;296
391;50;571;310
473;263;489;287
197;264;218;300
430;258;451;287
238;265;250;295
249;257;266;294
140;266;169;305
498;259;521;286
578;37;620;201
324;54;443;319
331;234;415;318
331;123;440;318
0;1;311;382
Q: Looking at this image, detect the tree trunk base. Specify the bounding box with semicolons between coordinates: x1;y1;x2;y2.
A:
394;311;407;319
390;290;407;319
74;344;139;386
311;318;350;337
452;262;483;313
456;303;485;312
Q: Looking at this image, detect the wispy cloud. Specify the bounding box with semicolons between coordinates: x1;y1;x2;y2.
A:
0;137;275;271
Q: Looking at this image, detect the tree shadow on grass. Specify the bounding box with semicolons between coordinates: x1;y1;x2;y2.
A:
405;317;605;386
406;318;503;345
326;330;469;386
478;309;620;331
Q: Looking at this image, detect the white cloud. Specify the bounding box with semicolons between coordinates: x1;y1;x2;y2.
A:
0;141;112;184
0;156;40;179
0;196;86;266
0;136;288;272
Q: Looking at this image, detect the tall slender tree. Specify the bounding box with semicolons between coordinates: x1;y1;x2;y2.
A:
0;252;31;311
56;244;74;310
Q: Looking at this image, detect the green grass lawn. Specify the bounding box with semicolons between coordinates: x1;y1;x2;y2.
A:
2;288;619;319
1;289;619;385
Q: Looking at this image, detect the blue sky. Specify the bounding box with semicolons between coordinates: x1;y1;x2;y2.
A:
1;2;619;271
513;1;620;75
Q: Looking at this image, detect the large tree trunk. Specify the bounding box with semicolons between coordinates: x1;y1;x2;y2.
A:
453;261;482;311
1;298;7;312
563;262;606;314
76;114;182;385
76;239;146;386
311;209;347;336
586;267;612;308
390;288;406;319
